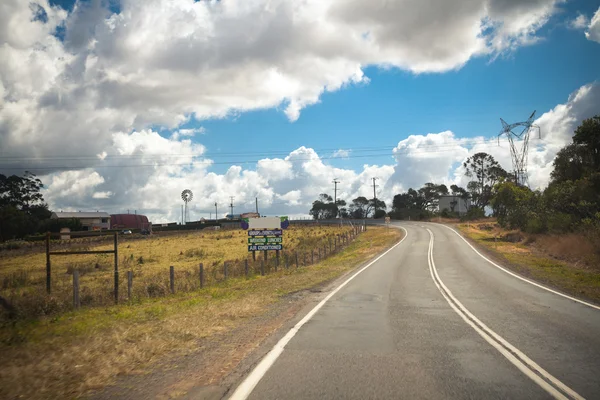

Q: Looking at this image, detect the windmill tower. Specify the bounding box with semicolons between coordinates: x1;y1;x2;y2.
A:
498;111;541;187
181;189;193;224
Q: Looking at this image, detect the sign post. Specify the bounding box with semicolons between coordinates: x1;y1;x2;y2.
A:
242;217;289;263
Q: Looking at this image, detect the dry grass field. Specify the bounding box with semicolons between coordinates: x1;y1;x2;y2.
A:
457;222;600;303
0;224;354;318
0;225;401;400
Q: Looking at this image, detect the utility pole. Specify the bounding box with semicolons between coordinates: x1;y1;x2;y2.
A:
332;178;340;218
230;196;235;217
372;177;379;218
214;202;218;222
256;197;259;214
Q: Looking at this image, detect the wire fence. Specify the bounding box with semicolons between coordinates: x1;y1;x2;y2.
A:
0;225;365;320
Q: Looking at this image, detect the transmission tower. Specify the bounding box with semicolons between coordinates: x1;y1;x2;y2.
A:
497;111;541;187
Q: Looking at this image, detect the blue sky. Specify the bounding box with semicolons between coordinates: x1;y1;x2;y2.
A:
189;0;600;174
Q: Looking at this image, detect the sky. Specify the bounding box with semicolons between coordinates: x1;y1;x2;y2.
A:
1;0;599;222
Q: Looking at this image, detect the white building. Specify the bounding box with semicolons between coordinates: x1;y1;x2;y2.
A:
50;212;111;231
438;196;471;216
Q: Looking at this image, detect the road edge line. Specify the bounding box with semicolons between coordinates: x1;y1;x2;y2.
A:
438;223;600;311
228;229;409;400
426;229;582;400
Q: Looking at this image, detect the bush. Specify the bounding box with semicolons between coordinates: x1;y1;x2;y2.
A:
525;216;546;234
546;213;573;233
461;207;485;221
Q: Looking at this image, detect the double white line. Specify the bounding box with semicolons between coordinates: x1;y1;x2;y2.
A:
426;228;584;400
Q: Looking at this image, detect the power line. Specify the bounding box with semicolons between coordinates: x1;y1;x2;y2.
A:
0;136;520;163
0;140;529;171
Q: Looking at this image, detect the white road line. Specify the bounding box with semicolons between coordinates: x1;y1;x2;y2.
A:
426;228;584;400
228;231;409;400
438;224;600;311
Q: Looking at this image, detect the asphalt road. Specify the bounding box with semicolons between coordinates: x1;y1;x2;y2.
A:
229;222;600;400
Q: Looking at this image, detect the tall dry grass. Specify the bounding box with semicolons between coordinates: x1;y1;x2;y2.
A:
0;225;356;319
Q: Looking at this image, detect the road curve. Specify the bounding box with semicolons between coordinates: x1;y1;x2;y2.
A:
229;223;600;400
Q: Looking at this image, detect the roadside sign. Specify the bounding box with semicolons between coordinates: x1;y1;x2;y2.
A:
248;244;283;251
241;216;289;230
248;229;282;237
385;217;391;224
247;216;281;230
248;237;283;244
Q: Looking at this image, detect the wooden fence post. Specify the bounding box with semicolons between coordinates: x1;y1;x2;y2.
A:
261;260;265;276
263;250;268;261
170;266;175;294
303;253;306;266
199;263;204;288
245;259;249;276
275;256;279;271
252;251;256;261
114;233;119;304
224;261;228;279
127;271;133;300
318;247;321;260
311;250;314;264
46;232;51;294
295;253;299;268
73;270;80;309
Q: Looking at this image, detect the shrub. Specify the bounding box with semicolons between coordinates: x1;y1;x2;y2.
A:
546;212;573;233
525;217;546;234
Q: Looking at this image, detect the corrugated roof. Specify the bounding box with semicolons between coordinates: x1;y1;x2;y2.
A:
51;212;110;219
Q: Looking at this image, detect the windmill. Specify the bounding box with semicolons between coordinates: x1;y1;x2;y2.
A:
181;189;193;224
498;111;541;187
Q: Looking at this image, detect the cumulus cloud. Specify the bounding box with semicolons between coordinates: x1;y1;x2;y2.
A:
0;0;562;169
1;0;592;221
586;7;600;43
33;80;596;222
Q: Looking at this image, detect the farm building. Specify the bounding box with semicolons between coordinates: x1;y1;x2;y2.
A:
110;214;151;230
50;212;111;231
439;196;471;216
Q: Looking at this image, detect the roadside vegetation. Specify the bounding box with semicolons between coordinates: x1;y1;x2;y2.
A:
0;226;400;400
457;221;600;303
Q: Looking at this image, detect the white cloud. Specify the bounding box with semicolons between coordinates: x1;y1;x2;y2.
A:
568;13;589;30
92;191;113;199
0;0;562;170
1;0;593;221
332;149;351;158
586;7;600;43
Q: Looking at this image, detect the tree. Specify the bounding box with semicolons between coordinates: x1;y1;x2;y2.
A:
368;198;387;218
418;183;448;211
0;172;50;241
550;144;594;183
463;152;507;208
309;194;337;220
349;197;370;219
573;115;600;170
491;181;539;230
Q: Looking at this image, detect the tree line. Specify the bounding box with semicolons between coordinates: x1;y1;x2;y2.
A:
310;115;600;236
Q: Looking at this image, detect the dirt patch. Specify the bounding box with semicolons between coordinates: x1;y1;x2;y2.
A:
90;293;310;400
